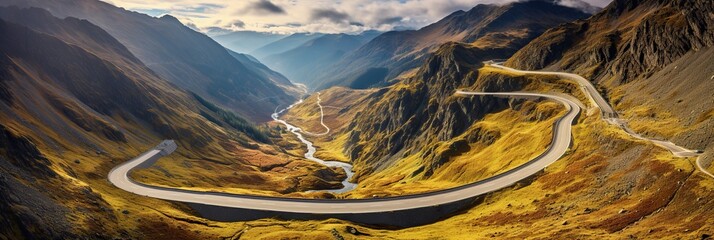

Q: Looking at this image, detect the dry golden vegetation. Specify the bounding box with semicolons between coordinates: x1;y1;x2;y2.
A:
203;68;713;239
344;100;564;198
261;63;714;239
282;87;381;163
3;0;712;238
281;76;569;198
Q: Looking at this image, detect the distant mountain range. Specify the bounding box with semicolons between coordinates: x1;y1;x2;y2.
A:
211;30;382;88
313;0;592;90
209;1;590;91
250;33;325;59
260;31;382;87
211;31;288;54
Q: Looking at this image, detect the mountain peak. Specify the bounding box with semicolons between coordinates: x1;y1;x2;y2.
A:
158;14;181;24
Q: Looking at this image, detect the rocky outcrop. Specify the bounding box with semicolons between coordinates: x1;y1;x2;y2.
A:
509;0;714;86
0;173;73;239
0;125;54;178
507;0;714;152
346;43;516;179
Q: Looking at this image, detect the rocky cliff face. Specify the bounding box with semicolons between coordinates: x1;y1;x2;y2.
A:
346;43;537;179
315;0;591;90
510;0;713;86
508;0;714;159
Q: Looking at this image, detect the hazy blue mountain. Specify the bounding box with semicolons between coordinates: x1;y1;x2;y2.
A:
0;0;301;121
250;32;325;60
211;30;287;53
314;1;590;90
262;30;382;88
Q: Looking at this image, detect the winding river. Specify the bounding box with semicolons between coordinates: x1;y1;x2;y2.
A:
271;98;357;194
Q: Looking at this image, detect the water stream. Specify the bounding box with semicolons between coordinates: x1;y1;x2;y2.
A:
271;99;357;194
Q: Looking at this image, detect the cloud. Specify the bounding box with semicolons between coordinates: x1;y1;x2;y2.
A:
131;8;170;16
204;26;233;36
555;0;602;13
107;0;613;34
184;22;200;31
179;3;224;14
228;20;245;28
310;9;350;23
240;0;286;15
377;16;403;25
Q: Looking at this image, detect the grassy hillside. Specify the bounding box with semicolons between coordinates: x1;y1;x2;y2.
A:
242;53;714;240
0;8;344;238
507;0;714;166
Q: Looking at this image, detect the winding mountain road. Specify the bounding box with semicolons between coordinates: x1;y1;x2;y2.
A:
108;60;708;216
488;61;614;117
296;92;330;136
271;94;356;193
485;62;709;178
108;91;580;214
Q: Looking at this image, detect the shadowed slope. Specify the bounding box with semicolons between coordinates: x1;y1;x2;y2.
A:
0;0;301;121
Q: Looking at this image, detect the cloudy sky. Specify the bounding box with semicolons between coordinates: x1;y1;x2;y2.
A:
102;0;613;34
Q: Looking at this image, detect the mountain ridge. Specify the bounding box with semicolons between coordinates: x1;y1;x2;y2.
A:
261;31;382;87
507;0;714;159
313;0;591;90
0;0;301;121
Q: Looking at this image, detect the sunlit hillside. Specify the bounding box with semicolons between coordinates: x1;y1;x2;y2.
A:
0;0;712;239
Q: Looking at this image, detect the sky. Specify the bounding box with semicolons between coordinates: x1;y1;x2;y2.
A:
102;0;613;35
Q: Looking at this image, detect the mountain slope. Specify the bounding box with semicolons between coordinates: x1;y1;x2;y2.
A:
507;0;714;163
341;43;543;183
226;49;299;90
262;31;381;87
211;31;287;53
0;0;300;121
284;1;714;237
314;0;590;90
0;7;342;238
250;32;325;59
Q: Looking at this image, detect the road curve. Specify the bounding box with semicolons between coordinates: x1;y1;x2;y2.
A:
297;92;330;136
488;62;615;118
486;62;709;178
108;91;580;214
696;158;714;179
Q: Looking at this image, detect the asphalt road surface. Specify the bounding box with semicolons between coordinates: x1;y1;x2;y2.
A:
108;91;580;214
486;62;708;178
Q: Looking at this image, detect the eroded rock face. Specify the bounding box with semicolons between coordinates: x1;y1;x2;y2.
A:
0;125;55;178
508;0;714;86
346;43;517;179
0;173;74;239
507;0;714;152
